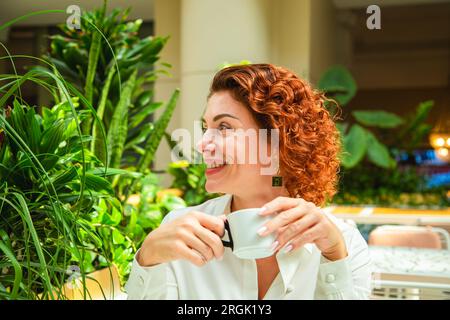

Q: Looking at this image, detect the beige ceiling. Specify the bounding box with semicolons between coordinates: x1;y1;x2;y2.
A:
333;0;450;8
0;0;154;26
2;0;449;26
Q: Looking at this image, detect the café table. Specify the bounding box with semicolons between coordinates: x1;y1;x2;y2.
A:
324;205;450;227
368;245;450;299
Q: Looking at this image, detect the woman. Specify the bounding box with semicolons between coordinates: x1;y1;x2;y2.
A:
125;64;372;300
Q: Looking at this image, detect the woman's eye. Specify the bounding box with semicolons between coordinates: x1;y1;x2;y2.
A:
202;123;232;133
218;124;232;131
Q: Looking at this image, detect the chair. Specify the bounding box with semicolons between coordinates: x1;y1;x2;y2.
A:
368;225;450;250
371;277;450;300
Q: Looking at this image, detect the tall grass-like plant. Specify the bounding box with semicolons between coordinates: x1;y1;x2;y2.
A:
0;3;182;298
42;3;183;268
0;64;121;299
0;7;139;295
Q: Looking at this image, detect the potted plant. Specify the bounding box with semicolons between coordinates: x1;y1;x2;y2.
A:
38;1;182;290
0;91;121;299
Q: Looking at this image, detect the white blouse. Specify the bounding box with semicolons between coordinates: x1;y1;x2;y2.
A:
125;194;373;300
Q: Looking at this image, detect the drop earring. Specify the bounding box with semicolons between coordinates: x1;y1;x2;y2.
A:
272;169;283;187
271;153;282;187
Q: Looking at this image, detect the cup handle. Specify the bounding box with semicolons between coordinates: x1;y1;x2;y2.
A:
221;220;234;251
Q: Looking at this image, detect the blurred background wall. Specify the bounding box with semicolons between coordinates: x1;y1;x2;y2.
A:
1;0;449;186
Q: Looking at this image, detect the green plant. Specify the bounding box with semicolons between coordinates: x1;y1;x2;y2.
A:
318;65;445;207
38;2;181;280
0;2;181;298
122;173;187;249
334;164;449;207
44;1;177;178
0;96;119;299
167;160;220;206
318;66;433;170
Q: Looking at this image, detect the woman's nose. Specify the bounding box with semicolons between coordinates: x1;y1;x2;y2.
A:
197;131;216;154
196;139;216;154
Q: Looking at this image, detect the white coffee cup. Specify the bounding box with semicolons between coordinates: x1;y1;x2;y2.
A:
222;208;276;259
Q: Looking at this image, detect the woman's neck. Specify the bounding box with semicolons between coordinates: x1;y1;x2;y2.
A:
230;188;289;212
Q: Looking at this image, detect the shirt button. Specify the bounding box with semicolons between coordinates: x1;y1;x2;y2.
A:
326;274;336;283
286;285;294;293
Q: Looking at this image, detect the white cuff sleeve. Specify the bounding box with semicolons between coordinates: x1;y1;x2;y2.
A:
315;255;356;299
125;250;176;299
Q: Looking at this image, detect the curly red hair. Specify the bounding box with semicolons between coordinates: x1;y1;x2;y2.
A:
208;63;341;206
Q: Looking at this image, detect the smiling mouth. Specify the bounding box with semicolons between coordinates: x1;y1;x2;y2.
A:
206;160;228;169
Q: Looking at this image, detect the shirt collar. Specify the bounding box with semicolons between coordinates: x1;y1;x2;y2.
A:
276;243;314;293
213;193;233;216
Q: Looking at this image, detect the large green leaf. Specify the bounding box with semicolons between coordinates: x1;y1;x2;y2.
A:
100;202;122;226
106;69;137;168
341;124;368;168
47;166;78;190
40;120;65;154
398;100;434;143
62;42;88;71
137;89;180;173
135;91;153;109
160;194;186;212
352;110;404;128
112;228;125;245
125;123;154;150
87;167;142;178
408;100;434;130
84;18;102;106
84;173;114;194
91;65;116;162
318;65;357;106
7;101;27;151
81;14;104;135
7;101;42;154
366;132;396;169
50;35;70;58
26;107;41;154
119;37;168;68
47;57;80;82
129;102;162;129
409;123;432;149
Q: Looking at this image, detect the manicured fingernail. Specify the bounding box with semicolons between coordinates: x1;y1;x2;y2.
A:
257;226;267;236
283;244;293;253
259;207;267;215
271;241;279;252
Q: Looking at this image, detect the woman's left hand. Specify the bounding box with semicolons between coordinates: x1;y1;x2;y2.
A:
258;197;348;261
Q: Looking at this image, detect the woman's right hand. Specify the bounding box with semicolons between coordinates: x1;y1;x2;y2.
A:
137;211;226;267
